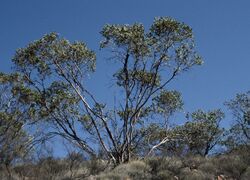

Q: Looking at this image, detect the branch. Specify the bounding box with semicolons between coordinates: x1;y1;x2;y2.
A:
147;137;171;156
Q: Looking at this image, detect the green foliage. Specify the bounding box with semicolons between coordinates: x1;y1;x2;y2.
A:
215;154;248;179
117;107;152;121
1;17;203;164
13;32;96;74
225;91;250;147
0;111;29;162
145;154;250;179
0;87;31;169
145;157;183;180
0;72;20;84
154;170;175;180
149;17;193;40
178;109;225;156
1;15;250;180
114;69;160;87
101;23;149;58
183;155;206;170
101;16;202;95
1;151;250;179
143;109;225;157
152;90;183;118
10;32;95;118
145;156;214;179
197;160;217;176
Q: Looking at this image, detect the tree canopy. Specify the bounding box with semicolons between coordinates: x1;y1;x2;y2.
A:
0;17;203;164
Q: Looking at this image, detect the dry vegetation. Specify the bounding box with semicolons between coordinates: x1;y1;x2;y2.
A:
0;147;250;180
1;17;250;179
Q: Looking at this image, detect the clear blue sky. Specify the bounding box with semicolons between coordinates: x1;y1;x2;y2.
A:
1;0;250;154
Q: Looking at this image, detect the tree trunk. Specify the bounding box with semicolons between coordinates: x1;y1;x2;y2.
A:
5;163;12;180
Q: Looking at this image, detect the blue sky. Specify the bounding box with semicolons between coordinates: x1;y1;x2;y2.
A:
1;0;250;154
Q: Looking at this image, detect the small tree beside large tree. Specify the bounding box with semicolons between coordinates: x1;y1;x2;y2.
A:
225;91;250;148
0;74;33;177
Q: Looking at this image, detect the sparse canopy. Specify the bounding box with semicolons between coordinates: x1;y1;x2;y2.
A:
144;109;225;156
0;77;32;176
0;17;202;164
226;91;250;146
179;109;225;156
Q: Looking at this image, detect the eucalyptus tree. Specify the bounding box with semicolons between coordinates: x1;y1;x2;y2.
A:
1;17;202;164
226;91;250;147
179;109;225;156
145;109;225;157
138;90;184;156
0;73;32;177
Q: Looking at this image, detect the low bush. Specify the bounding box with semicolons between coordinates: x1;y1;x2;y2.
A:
145;156;183;176
182;155;206;170
241;167;250;180
1;151;250;179
179;168;211;180
197;160;217;177
96;172;129;180
214;154;248;179
154;170;175;180
113;161;151;180
86;159;108;176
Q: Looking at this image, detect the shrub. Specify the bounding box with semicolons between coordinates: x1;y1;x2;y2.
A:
145;157;183;175
145;157;164;175
179;168;211;180
112;161;151;179
162;157;183;174
214;154;248;179
86;159;108;175
198;160;217;177
154;170;175;180
241;167;250;180
183;155;206;170
96;172;128;180
13;164;36;179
